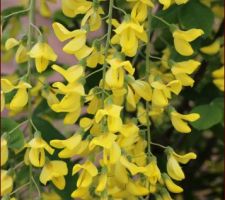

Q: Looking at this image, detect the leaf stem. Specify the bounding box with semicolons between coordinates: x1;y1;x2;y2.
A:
9;182;30;195
85;67;104;79
151;14;171;27
112;5;127;16
150;142;167;149
7;120;28;135
2;7;30;21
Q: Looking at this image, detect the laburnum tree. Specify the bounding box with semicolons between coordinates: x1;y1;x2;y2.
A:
1;0;224;200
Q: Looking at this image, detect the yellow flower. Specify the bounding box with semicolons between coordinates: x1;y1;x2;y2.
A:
10;81;32;111
50;133;88;158
89;133;121;164
86;46;104;68
95;104;123;133
40;160;68;190
151;80;182;107
166;153;185;181
105;58;135;89
170;111;200;133
26;135;55;167
118;130;139;149
50;93;82;124
1;91;5;111
96;173;107;192
144;157;161;185
5;38;20;50
87;92;102;114
128;0;154;22
52;22;83;41
172;151;197;164
173;28;204;56
71;187;91;199
62;0;92;18
28;42;57;73
212;66;224;91
120;156;146;175
52;22;93;59
5;38;28;64
1;79;32;112
137;103;147;125
1;170;13;195
111;19;147;57
159;0;189;10
126;85;137;111
162;173;183;193
126;180;149;196
1;137;8;166
72;161;98;188
200;40;220;55
131;137;147;166
166;148;196;181
81;7;104;31
52;64;84;83
129;78;152;101
171;59;201;87
39;0;56;18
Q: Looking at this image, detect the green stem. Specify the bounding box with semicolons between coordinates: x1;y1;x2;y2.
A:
14;161;24;170
7;120;28;135
9;182;30;195
30;23;42;36
101;0;114;108
85;67;104;79
151;14;171;27
150;142;167;149
31;175;41;198
30;119;39;132
2;8;30;21
27;0;36;198
112;5;127;16
145;10;152;155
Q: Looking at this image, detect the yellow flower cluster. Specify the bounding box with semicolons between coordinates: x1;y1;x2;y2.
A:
3;0;223;199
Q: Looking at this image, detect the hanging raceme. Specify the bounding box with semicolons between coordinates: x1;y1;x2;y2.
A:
1;0;223;199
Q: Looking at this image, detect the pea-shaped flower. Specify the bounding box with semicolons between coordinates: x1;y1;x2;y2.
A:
159;0;189;10
212;66;224;91
173;28;204;56
25;135;55;167
72;161;98;188
1;170;13;196
166;147;197;180
40;160;68;190
170;111;200;133
1;137;8;166
28;42;57;73
1;79;32;112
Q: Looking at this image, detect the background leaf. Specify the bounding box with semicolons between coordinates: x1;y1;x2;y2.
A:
190;102;223;130
1;118;25;150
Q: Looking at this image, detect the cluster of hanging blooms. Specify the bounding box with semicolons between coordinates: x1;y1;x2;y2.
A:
1;0;224;199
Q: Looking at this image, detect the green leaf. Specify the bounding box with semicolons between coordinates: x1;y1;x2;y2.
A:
1;118;25;150
179;1;214;36
190;102;223;130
